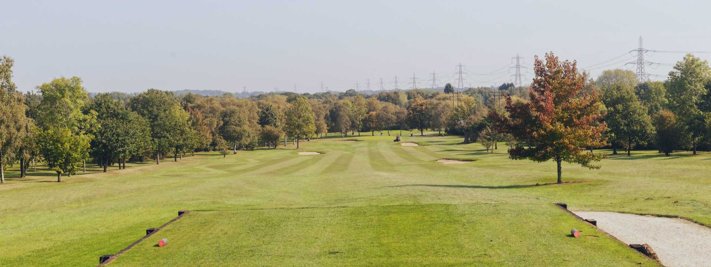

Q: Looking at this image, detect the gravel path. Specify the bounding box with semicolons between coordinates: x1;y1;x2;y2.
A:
573;211;711;267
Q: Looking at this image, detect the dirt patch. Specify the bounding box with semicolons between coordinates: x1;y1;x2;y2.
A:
298;152;321;155
572;211;711;267
437;159;473;165
400;142;419;147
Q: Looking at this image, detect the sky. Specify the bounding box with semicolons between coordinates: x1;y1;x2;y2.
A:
2;0;711;93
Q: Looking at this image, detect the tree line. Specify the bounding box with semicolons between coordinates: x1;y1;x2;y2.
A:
1;53;711;183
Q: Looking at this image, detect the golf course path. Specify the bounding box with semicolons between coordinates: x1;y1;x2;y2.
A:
573;211;711;267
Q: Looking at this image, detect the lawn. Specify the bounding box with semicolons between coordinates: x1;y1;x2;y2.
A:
1;134;708;266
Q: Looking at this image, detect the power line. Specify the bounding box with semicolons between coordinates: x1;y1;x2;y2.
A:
648;49;711;54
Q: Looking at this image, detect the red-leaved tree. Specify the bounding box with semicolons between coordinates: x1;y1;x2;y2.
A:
503;53;607;184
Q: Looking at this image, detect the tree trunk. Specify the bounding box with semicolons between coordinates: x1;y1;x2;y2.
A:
612;143;617;155
556;158;562;184
692;140;697;155
174;152;178;162
494;142;498;150
296;138;300;149
420;128;424;136
627;136;632;156
372;131;374;136
103;159;107;172
20;157;25;178
57;172;62;182
156;152;160;165
32;158;36;172
83;160;86;173
0;160;4;184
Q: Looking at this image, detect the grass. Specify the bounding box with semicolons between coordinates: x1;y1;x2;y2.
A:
1;134;708;266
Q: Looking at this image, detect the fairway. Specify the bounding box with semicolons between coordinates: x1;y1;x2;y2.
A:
2;135;709;266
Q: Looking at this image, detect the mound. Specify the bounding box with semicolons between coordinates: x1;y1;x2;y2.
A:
437;159;472;165
401;142;419;147
298;152;321;155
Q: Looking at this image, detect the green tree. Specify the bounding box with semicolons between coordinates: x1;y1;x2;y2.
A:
598;70;655;156
666;54;711;154
260;125;283;149
349;95;368;135
407;96;431;136
636;81;668;116
129;89;193;163
0;56;28;183
504;53;607;184
36;77;94;182
329;100;352;136
90;94;152;171
479;126;496;153
284;96;316;148
444;83;455;94
39;128;91;181
654;110;684;156
377;102;398;136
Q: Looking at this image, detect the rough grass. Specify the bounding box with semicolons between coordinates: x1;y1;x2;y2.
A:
1;134;708;266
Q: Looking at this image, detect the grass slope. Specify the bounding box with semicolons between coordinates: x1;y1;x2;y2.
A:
1;134;708;266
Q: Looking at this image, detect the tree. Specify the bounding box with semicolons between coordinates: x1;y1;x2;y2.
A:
428;95;453;135
654;110;684;156
444;83;455;94
364;98;382;135
447;95;487;143
17;121;39;178
284;96;316;148
349;95;368;135
260;125;282;149
598;70;654;156
504;53;607;184
377;102;398;136
479;126;496;153
309;99;329;137
258;103;279;127
220;107;254;153
636;81;668;116
329;100;352;136
36;77;94;182
0;56;28;183
129;89;193;163
407;96;431;136
90;94;152;171
666;54;711;155
40;128;92;181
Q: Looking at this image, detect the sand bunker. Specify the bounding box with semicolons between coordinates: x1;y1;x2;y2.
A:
400;142;419;147
437;159;472;165
298;152;321;155
573;211;711;267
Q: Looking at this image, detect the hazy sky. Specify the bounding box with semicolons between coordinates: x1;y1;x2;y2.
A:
2;0;710;93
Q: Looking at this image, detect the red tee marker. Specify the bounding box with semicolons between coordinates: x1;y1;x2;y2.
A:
571;229;581;238
158;238;168;247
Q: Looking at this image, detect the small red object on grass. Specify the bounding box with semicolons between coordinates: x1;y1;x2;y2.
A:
571;229;581;238
158;238;168;247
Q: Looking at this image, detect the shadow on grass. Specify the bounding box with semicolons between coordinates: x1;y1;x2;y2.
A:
605;153;695;161
387;181;579;190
